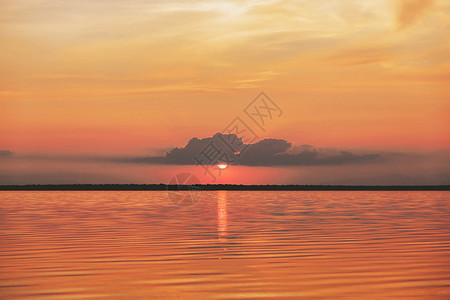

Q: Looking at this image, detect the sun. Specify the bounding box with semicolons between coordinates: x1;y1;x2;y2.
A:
217;163;228;170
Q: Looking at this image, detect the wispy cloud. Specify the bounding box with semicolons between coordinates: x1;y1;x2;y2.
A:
397;0;434;29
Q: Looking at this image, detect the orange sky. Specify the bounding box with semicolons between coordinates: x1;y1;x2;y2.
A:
1;0;449;155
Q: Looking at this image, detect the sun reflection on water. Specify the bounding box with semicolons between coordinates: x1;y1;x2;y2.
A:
217;190;227;241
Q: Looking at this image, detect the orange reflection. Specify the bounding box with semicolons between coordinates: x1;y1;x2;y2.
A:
217;190;227;241
1;191;449;298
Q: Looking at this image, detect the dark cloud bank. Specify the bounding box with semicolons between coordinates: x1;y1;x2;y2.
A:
132;133;381;166
1;136;448;185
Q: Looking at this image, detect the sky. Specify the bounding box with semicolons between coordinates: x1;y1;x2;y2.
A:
0;0;449;184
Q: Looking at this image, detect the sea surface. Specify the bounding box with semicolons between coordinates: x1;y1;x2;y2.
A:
0;191;449;299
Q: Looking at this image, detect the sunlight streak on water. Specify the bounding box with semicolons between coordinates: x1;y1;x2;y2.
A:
217;191;227;242
0;191;449;299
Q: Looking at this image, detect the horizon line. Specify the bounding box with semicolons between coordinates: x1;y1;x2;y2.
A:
0;184;449;191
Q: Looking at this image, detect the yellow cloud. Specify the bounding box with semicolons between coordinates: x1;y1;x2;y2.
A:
396;0;434;29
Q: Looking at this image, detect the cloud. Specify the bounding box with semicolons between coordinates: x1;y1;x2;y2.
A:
240;143;380;166
133;133;381;166
397;0;434;29
239;139;291;166
0;150;13;157
162;133;244;165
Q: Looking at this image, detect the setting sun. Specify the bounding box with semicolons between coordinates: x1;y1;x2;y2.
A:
217;163;228;170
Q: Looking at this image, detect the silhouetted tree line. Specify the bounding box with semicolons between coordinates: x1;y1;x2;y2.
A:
0;184;448;191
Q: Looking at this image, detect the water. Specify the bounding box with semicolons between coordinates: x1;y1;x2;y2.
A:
0;191;449;299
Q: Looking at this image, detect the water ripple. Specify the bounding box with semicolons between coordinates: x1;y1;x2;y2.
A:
0;191;449;299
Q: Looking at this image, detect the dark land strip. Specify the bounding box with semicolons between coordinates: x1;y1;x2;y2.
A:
0;184;449;191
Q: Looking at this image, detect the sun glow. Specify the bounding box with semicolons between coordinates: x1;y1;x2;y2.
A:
217;163;228;170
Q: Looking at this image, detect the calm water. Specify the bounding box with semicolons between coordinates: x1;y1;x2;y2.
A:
0;191;449;299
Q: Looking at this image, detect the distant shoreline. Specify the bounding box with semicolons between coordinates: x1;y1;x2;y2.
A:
0;184;449;191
